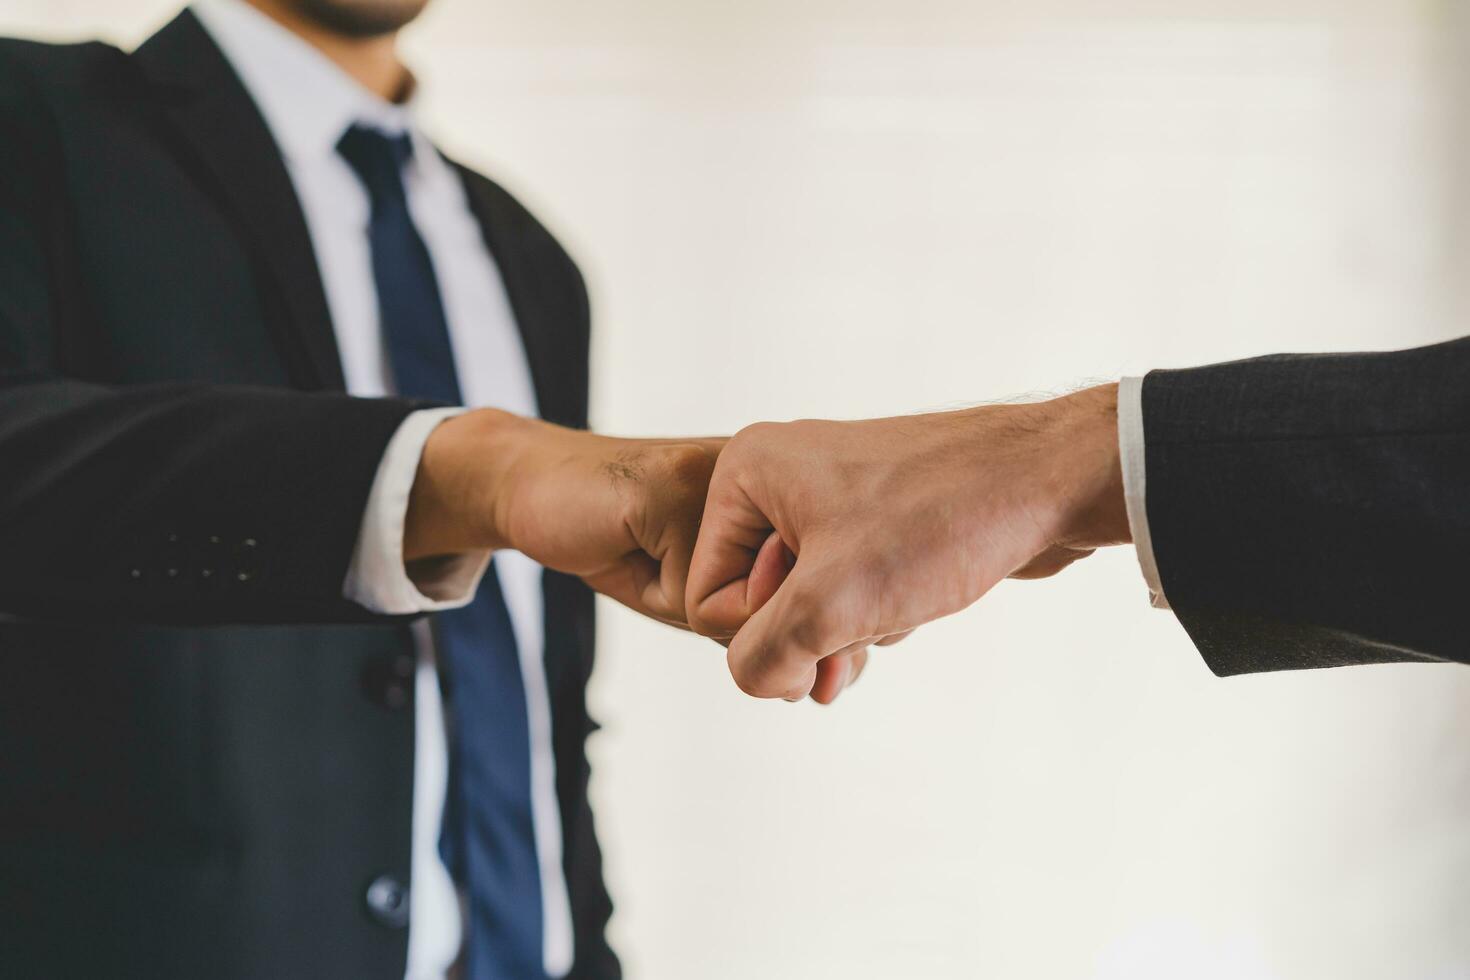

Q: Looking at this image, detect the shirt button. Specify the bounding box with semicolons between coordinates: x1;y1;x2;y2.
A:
364;874;409;929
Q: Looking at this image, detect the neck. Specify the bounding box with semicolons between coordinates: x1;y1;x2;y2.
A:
244;0;411;101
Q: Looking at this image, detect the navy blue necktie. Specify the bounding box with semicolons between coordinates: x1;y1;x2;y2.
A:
338;124;545;980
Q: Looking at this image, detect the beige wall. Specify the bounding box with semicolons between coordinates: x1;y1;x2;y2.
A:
7;2;1469;978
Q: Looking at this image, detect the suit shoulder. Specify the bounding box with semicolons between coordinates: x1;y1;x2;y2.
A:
0;36;128;91
454;163;540;224
0;36;132;138
454;163;584;272
0;37;133;223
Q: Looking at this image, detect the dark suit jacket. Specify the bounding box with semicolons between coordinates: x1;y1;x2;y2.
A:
0;11;618;979
1142;335;1470;676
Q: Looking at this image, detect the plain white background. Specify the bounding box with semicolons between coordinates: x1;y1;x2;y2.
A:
8;2;1470;977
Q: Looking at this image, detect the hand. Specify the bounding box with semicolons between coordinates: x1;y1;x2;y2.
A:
405;409;721;626
686;384;1130;699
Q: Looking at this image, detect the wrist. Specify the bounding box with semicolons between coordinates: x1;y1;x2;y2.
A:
404;408;531;561
1043;383;1130;549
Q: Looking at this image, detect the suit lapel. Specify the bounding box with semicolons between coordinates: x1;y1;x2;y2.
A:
132;11;346;392
455;168;583;429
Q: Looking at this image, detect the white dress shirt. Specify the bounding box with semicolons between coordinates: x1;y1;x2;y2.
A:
1116;376;1169;609
191;3;575;976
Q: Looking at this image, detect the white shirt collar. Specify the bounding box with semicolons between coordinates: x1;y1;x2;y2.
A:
191;0;420;164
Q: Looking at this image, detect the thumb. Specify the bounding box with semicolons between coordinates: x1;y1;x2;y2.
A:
687;474;786;637
725;555;861;700
746;531;796;613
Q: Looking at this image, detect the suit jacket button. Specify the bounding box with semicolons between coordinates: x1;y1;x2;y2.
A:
383;681;408;710
364;874;409;929
361;655;414;711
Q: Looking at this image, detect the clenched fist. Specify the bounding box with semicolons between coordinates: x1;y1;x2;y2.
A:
686;385;1130;700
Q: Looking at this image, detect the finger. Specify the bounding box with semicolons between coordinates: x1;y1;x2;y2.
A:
809;650;858;705
747;531;795;612
686;466;779;637
726;559;865;699
808;637;874;704
626;442;722;625
589;557;729;637
875;629;914;647
584;552;677;625
705;531;794;641
644;521;699;625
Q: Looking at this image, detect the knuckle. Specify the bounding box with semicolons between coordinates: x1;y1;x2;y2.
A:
726;421;783;465
657;443;718;497
729;661;772;698
686;603;722;638
732;420;779;443
684;603;709;635
786;594;843;659
732;671;768;698
728;647;795;699
720;420;798;495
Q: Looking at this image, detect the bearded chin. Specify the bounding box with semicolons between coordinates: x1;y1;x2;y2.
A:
292;0;431;38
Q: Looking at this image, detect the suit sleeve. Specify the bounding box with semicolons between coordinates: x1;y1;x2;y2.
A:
1141;337;1470;675
0;46;423;625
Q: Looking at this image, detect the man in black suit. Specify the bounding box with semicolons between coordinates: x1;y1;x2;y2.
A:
0;1;714;977
688;342;1470;701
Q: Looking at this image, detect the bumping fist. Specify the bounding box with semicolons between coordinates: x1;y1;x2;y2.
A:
406;408;723;627
686;385;1129;701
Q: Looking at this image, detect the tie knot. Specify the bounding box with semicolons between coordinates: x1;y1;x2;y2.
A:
337;123;414;204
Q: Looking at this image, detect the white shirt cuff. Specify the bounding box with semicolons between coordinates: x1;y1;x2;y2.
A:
343;407;492;614
1117;376;1169;610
